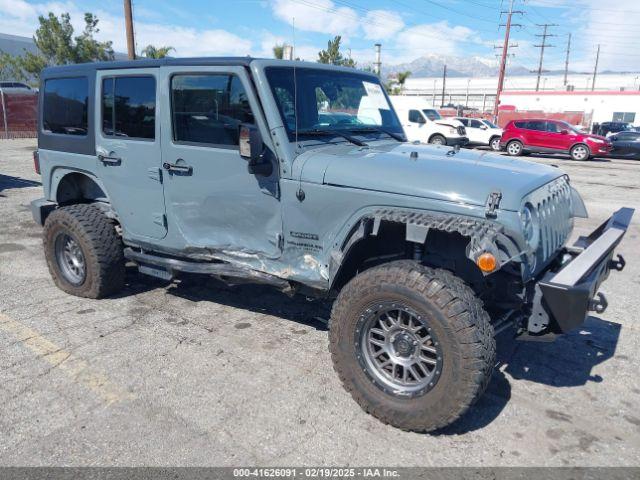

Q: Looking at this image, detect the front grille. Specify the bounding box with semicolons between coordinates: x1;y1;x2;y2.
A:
457;126;466;136
533;177;574;262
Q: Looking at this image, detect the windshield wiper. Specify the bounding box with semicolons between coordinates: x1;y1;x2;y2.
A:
296;129;367;147
347;127;406;142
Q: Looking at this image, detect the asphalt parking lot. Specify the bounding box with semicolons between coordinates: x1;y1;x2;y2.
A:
1;138;639;467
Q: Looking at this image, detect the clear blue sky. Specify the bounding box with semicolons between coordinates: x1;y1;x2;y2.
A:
1;0;639;71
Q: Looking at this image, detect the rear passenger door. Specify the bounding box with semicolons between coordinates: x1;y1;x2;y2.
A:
523;121;547;148
95;68;167;240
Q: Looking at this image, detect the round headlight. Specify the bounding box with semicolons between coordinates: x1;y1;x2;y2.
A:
520;203;538;248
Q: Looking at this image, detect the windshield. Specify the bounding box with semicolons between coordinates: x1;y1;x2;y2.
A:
422;109;442;121
482;119;498;128
265;67;402;140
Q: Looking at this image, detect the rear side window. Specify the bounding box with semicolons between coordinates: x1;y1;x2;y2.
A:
43;77;89;136
171;74;254;147
102;76;156;140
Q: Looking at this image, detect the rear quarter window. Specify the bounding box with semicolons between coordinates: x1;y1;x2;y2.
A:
42;77;89;136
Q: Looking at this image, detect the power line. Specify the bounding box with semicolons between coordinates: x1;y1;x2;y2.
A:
533;23;557;90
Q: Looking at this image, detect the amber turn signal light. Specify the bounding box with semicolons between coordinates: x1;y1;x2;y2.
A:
476;252;497;273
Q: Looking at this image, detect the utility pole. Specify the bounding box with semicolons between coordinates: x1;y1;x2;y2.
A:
592;44;600;91
563;33;571;87
534;23;557;91
123;0;136;60
493;0;522;119
374;44;382;77
441;65;447;108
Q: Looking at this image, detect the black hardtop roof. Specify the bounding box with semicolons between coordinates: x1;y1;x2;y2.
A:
42;56;256;76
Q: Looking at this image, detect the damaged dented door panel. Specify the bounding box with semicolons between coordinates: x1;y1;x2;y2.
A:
158;66;282;258
95;68;167;240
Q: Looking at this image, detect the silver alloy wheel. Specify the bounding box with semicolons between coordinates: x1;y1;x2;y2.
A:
430;136;445;145
571;145;589;160
356;302;443;397
490;137;501;151
507;141;522;155
54;233;86;286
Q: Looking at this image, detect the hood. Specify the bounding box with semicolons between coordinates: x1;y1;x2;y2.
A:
435;119;463;129
299;142;563;211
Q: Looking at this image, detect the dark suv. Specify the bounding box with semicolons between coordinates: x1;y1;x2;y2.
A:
501;119;612;161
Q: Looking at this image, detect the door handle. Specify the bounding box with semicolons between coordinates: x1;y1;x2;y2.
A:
98;154;121;165
163;161;193;175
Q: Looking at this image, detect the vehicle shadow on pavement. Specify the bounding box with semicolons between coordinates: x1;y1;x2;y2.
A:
166;274;331;331
436;316;621;435
499;316;621;387
0;174;41;194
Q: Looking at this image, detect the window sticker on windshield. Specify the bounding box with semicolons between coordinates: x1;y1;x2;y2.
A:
362;81;389;109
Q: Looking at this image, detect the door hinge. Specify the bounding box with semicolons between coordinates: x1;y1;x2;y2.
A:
148;167;163;183
153;213;167;228
485;190;502;218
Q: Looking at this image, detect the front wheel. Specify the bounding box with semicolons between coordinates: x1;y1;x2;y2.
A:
429;134;446;145
329;261;495;432
489;136;502;151
570;143;591;161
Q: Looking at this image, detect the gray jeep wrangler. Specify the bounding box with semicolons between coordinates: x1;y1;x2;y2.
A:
31;58;633;432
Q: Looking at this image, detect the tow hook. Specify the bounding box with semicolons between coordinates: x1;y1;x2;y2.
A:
589;292;608;314
608;254;626;272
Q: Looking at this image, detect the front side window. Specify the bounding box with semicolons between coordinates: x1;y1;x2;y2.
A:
470;119;483;129
422;109;441;121
102;76;156;139
171;74;254;147
43;77;88;136
545;121;560;133
408;109;425;124
265;67;402;140
482;119;498;128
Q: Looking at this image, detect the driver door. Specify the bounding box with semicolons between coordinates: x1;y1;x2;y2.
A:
159;66;282;257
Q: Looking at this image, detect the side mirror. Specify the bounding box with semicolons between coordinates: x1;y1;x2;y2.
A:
239;124;272;176
560;129;569;135
480;125;488;130
239;124;263;161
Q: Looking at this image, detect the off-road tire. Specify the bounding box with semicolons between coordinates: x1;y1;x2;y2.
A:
329;260;495;432
429;134;447;145
506;140;523;156
570;143;591;161
43;204;125;298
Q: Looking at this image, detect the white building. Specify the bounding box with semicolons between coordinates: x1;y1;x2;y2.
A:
402;73;640;124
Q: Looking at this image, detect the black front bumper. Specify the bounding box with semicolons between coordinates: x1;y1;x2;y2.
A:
446;136;469;147
527;207;634;337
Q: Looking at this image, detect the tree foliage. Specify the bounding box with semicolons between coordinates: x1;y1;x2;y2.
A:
141;45;174;59
317;36;356;67
10;12;114;81
272;44;284;60
0;51;26;81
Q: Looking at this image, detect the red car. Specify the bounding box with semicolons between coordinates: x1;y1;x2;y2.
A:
500;119;612;161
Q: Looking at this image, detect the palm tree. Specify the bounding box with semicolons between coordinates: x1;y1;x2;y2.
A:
141;45;174;59
273;44;284;60
397;71;412;93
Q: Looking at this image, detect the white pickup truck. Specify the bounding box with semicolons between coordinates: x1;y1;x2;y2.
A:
389;96;468;146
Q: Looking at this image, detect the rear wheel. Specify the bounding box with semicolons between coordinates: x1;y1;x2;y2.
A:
489;136;502;151
329;261;495;432
506;140;523;156
43;204;125;299
429;134;446;145
570;143;591;161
